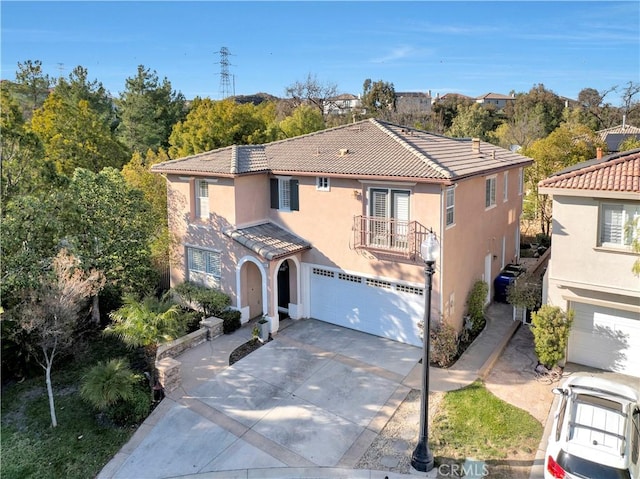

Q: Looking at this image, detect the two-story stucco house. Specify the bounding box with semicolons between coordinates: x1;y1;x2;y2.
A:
539;148;640;378
152;119;532;347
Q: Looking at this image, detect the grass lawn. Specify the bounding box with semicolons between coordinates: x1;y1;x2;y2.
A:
1;336;144;479
431;380;543;477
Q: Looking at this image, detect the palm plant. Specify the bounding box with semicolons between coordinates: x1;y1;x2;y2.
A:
105;293;182;385
80;358;138;410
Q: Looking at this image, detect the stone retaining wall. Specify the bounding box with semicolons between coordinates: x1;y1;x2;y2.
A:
155;316;224;392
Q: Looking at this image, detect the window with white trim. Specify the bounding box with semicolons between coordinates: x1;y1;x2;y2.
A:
196;180;209;219
316;177;330;191
485;176;496;208
445;186;455;226
518;168;524;196
186;247;221;288
369;188;410;249
599;203;640;248
503;171;509;202
270;177;299;211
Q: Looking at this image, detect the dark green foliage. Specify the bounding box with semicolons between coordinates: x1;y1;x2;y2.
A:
173;281;231;317
104;381;151;426
535;232;551;248
80;358;139;410
466;280;488;333
507;273;542;311
220;310;242;334
531;305;574;368
430;321;459;367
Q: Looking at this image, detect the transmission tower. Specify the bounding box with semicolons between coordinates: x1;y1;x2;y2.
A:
217;47;234;99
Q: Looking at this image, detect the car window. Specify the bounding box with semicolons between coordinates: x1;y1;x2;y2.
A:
558;450;631;479
632;409;639;464
556;395;567;442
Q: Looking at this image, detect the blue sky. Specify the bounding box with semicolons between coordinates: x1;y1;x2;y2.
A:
2;1;638;105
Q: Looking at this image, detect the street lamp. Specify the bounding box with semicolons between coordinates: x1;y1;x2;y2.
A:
411;229;440;473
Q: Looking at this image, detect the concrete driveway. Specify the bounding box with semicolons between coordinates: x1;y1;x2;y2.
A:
99;319;422;478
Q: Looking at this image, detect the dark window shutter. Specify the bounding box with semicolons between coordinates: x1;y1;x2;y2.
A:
270;178;279;209
290;179;299;211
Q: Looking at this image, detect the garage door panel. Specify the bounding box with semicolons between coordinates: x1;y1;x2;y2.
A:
310;267;423;346
568;302;640;378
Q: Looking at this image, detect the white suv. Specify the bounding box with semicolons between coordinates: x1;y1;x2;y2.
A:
545;376;640;479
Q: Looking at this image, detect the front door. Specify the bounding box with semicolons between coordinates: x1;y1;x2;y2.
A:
277;261;290;312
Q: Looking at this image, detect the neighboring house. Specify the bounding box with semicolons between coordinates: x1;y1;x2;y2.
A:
475;92;515;110
539;148;640;378
323;94;361;116
152;119;532;346
395;91;432;115
597;121;640;153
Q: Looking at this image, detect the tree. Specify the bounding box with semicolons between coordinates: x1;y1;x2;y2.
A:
361;79;396;120
116;65;186;153
14;59;51;118
620;81;640;126
278;104;325;138
31;92;129;176
168;98;278;157
0;88;48;203
429;94;474;134
55;66;118;130
64;168;158;323
284;73;338;118
8;249;104;427
522;123;605;234
506;85;566;138
446;103;497;140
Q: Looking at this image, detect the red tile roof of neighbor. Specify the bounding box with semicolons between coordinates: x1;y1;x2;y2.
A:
152;119;532;182
538;148;640;193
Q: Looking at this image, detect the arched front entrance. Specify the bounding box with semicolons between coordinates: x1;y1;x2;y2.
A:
274;257;300;321
237;257;267;323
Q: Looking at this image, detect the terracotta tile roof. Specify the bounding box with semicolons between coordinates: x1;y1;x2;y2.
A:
152;118;532;181
223;222;311;260
538;148;640;193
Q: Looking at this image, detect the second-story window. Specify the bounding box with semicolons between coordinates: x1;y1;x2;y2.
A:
485;176;496;209
445;186;455;227
503;171;509;202
316;177;330;191
196;180;209;219
270;177;299;212
518;168;524;196
599;203;639;248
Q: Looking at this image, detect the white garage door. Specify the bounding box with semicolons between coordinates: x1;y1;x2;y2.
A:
568;302;640;378
309;266;424;346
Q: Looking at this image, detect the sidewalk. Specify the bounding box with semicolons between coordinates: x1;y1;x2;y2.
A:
98;303;520;479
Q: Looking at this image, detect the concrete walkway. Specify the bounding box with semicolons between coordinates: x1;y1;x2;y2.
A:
98;303;519;479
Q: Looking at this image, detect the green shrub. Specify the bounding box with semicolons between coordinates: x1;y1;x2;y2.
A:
220;309;242;334
80;358;138;410
535;232;551;248
506;274;542;311
105;382;151;426
430;321;459;367
173;282;231;318
531;305;574;368
466;280;488;333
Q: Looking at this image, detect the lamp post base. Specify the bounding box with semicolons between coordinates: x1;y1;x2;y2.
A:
411;437;434;472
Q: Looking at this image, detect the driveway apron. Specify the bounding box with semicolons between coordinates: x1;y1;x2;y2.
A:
102;319;422;478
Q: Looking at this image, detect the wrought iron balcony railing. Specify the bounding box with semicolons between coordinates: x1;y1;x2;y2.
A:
353;216;430;260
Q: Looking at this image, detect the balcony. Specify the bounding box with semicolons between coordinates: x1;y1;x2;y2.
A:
353;216;430;260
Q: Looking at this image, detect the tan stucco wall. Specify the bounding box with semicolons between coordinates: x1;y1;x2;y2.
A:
440;169;523;329
165;167;526;333
545;195;640;309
